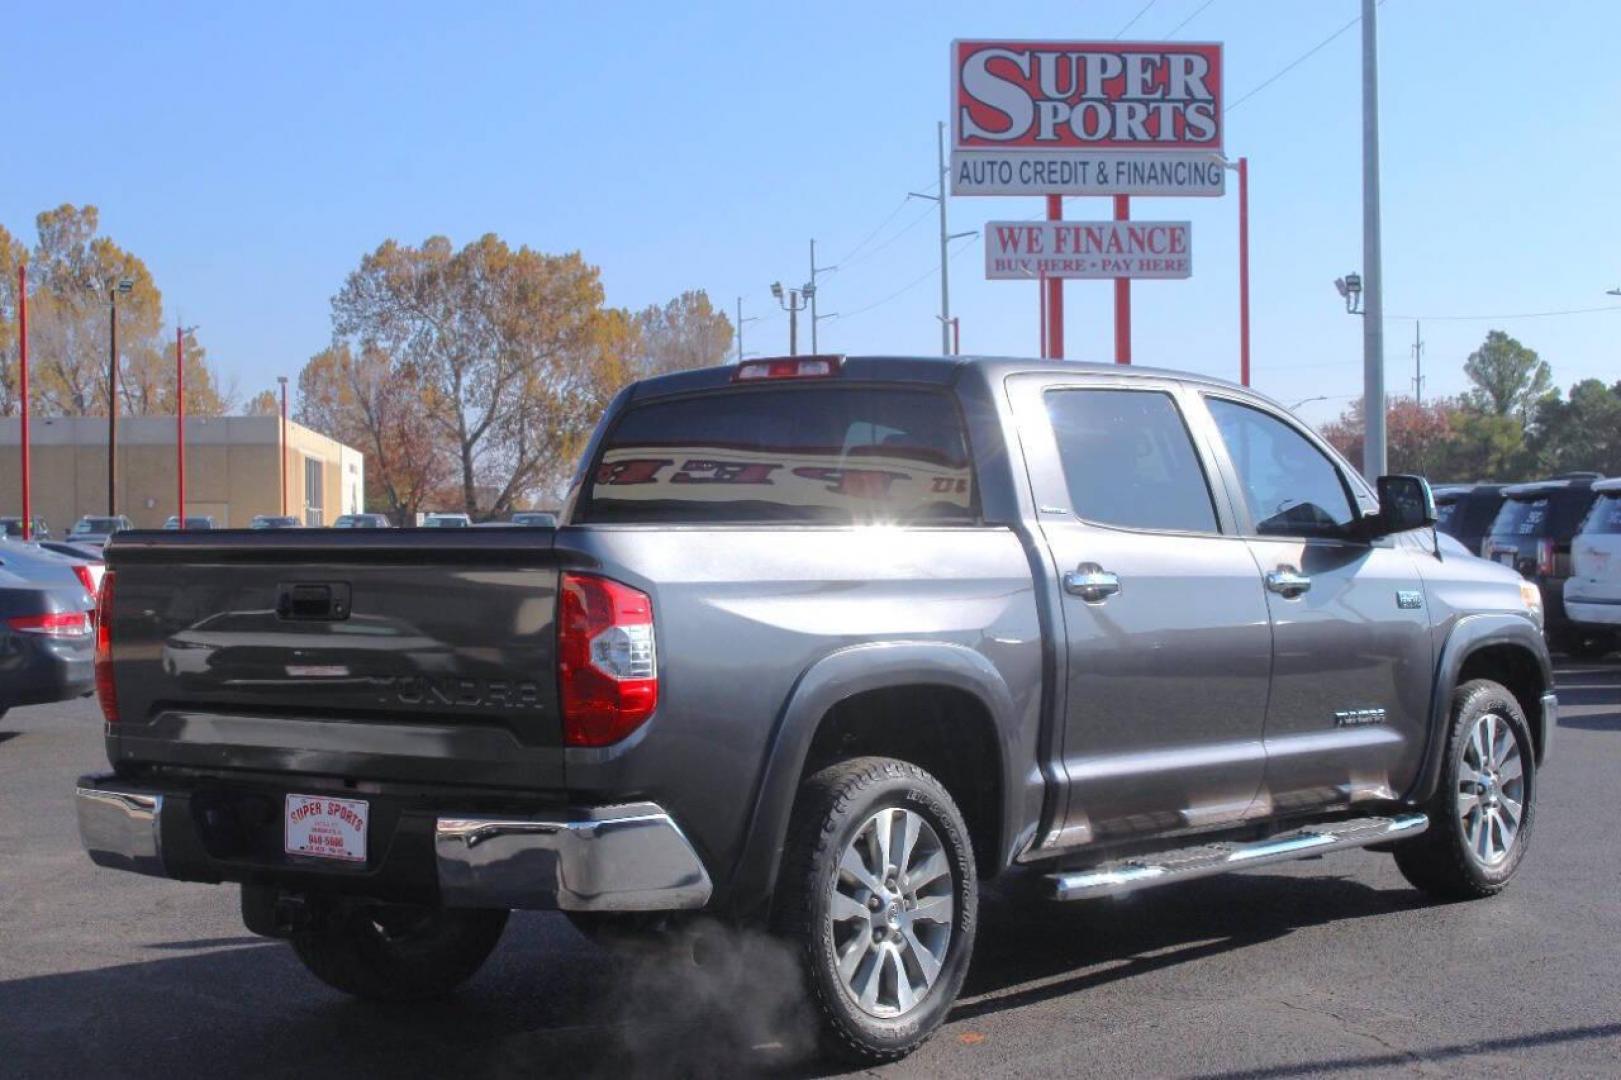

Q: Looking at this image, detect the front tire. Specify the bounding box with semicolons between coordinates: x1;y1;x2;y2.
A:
290;901;508;1001
774;757;978;1064
1393;679;1536;901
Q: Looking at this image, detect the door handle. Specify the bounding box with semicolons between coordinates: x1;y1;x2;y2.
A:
1064;564;1121;603
1265;566;1312;598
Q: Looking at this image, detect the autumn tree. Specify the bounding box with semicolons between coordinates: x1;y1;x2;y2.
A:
296;343;453;523
631;289;733;377
1463;330;1552;420
329;235;637;516
1;205;229;418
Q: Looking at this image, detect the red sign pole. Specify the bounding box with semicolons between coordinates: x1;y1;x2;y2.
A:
1238;156;1251;386
18;265;29;541
1113;195;1132;364
1045;196;1064;358
176;327;186;528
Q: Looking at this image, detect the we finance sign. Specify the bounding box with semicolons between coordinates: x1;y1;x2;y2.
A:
952;41;1225;196
985;220;1192;280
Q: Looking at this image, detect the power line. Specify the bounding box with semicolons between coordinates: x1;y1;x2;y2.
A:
1386;304;1621;322
1226;5;1380;115
1115;0;1161;39
836;236;977;322
1165;0;1219;38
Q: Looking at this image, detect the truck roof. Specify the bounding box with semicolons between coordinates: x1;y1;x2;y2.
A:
629;354;1275;408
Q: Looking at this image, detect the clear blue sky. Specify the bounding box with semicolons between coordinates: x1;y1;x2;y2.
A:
7;1;1618;426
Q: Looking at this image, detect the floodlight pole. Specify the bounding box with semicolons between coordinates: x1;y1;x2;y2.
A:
1361;0;1387;480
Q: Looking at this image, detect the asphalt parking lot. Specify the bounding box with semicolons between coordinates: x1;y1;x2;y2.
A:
3;662;1618;1079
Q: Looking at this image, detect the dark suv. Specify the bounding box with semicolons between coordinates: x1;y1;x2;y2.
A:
1483;475;1603;649
1433;483;1507;558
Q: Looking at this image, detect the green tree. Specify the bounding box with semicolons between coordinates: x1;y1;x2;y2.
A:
1528;379;1621;476
1463;330;1552;420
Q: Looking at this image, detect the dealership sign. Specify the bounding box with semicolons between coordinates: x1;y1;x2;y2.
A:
952;40;1225;196
985;220;1191;280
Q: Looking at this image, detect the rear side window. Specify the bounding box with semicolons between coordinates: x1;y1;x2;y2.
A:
579;386;977;525
1044;389;1218;533
1580;494;1621;536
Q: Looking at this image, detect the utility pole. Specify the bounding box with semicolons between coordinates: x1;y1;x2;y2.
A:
770;281;810;356
1361;0;1387;480
734;297;757;362
1412;321;1424;405
910;121;977;356
809;239;838;353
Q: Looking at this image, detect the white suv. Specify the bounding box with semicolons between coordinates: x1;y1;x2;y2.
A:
1564;477;1621;659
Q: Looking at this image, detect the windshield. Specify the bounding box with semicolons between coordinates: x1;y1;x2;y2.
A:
579;386;977;525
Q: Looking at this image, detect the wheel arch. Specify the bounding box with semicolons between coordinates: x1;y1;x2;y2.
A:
723;642;1022;920
1409;614;1553;804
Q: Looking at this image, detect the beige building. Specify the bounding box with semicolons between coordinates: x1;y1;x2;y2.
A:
0;416;364;531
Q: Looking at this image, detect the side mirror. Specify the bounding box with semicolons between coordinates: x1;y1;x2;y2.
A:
1370;474;1437;536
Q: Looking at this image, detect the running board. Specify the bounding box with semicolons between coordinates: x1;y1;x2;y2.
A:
1048;813;1429;901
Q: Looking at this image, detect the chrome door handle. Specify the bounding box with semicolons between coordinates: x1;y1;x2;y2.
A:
1064;564;1121;602
1266;566;1312;598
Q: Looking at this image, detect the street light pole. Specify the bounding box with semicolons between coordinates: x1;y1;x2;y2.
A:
105;278;133;516
1361;0;1387;480
18;265;29;542
278;376;289;517
176;325;197;529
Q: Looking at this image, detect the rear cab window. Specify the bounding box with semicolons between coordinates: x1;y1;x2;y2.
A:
578;386;978;525
1580;494;1621;536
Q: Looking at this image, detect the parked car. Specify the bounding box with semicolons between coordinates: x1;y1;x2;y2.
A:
1482;475;1603;651
163;516;216;530
332;514;391;529
1562;476;1621;659
1432;483;1507;558
67;515;133;549
510;511;558;527
0;538;100;606
0;516;51;540
250;515;302;529
421;513;471;528
78;355;1553;1063
0;568;94;723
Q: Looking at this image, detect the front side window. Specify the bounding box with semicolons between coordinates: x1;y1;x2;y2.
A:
1044;388;1219;533
1207;398;1357;539
580;386;977;525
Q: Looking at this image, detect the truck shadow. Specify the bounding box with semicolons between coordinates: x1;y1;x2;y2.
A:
0;872;1429;1079
1551;662;1621;731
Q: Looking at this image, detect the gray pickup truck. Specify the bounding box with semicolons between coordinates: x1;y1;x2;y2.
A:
78;355;1554;1062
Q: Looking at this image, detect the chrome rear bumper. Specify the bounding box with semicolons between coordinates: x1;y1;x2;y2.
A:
434;803;712;912
76;776;711;913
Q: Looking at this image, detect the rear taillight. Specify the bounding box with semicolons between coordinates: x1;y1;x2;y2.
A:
95;571;118;723
1536;539;1556;577
7;611;92;637
557;572;657;748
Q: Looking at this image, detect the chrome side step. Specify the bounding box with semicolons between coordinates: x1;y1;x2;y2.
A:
1049;813;1428;901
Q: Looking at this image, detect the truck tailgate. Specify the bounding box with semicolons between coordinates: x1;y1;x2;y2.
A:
103;529;564;792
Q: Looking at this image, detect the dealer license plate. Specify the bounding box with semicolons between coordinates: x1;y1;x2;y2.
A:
285;794;369;862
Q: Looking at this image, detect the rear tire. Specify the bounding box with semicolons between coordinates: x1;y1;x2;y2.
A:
774;757;977;1064
1563;630;1616;661
290;901;508;1001
1393;679;1535;901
